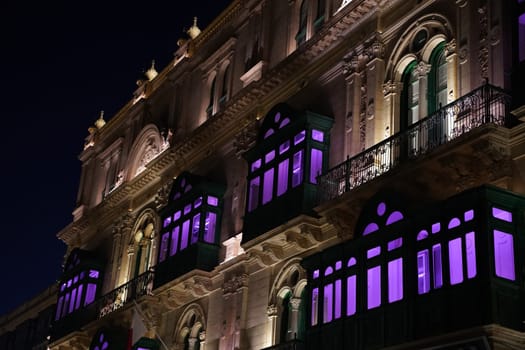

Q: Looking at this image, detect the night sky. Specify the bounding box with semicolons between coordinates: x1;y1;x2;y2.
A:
0;1;232;316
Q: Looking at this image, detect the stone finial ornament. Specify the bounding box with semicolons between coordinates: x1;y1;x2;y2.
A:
95;110;106;129
187;17;201;39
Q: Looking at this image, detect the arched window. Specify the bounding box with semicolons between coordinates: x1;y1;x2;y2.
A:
174;305;205;350
129;213;157;281
314;0;325;33
400;61;419;131
428;43;448;112
219;64;230;107
296;0;308;46
206;76;216;118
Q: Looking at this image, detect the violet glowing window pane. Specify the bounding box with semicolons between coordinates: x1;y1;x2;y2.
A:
417;230;428;241
417;250;430;294
313;269;320;279
363;223;379;236
311;288;319;325
67;279;72;287
80;271;85;279
185;185;192;193
262;169;275;204
493;230;516;280
184;204;192;215
163;217;172;228
55;296;63;320
274;112;281;122
174;192;181;200
324;266;333;276
448;218;461;229
292;151;304;187
432;223;441;234
465;232;477;279
265;150;276;163
432;244;443;288
367;246;381;259
61;283;66;292
312;129;324;142
251;159;262;172
174;210;181;222
388;237;403;251
323;283;333;323
73;275;78;284
170;226;180;255
335;260;342;270
386;211;403;225
204;212;217;243
159;232;169;262
277;159;289;196
346;275;356;316
102;342;109;350
89;270;99;279
294;130;306;145
69;288;77;313
334;279;342;319
347;257;356;267
367;266;381;309
248;177;260;212
264;129;275;139
279;140;290;154
207;195;218;206
191;214;200;244
194;197;202;208
377;202;386;216
388;258;403;303
492;207;513;222
279;118;290;128
464;210;474;222
75;284;83;310
180;220;190;250
62;293;70;317
448;237;464;285
309;149;323;184
85;283;97;305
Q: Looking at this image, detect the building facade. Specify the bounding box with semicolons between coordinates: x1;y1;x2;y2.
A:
3;0;525;349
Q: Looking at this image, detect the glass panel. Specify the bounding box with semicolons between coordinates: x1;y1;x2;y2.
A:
279;140;290;154
262;169;275;204
347;257;356;267
493;230;516;280
292;150;304;187
388;258;403;303
63;293;70;316
89;270;99;279
449;237;464;285
85;283;97;305
367;246;381;259
432;244;443;289
465;232;477;279
265;150;276;163
194;197;202;208
163;217;172;228
180;220;190;250
173;210;181;222
311;288;319;326
324;266;333;276
323;283;333;323
75;284;83;310
204;212;217;243
313;269;319;279
55;296;63;320
346;275;356;316
277;159;289;196
69;288;77;313
264;129;275;139
184;204;192;215
335;260;342;270
207;195;218;206
191;213;200;244
417;230;428;241
310;149;323;184
170;226;180;256
251;159;262;172
312;129;324;142
492;207;513;222
248;177;260;212
417;250;430;294
334;279;342;319
388;237;403;251
159;232;169;262
294;130;306;145
464;209;474;222
367;266;381;309
432;222;441;234
448;218;461;229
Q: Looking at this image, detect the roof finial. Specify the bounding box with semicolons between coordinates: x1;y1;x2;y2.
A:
187;16;201;39
95;110;106;129
145;59;158;81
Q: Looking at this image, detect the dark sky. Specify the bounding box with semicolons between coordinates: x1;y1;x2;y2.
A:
0;1;232;316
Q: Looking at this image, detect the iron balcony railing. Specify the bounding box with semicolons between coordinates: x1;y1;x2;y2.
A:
318;83;511;203
95;269;154;318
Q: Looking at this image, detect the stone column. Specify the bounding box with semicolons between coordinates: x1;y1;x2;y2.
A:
288;297;302;340
445;39;459;104
266;304;278;346
414;61;432;122
365;37;386;146
343;54;360;157
199;330;207;350
188;337;198;350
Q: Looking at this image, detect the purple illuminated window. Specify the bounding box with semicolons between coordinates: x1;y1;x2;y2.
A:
170;227;180;255
180;220;190;250
311;288;319;325
89;270;99;279
279;118;290;128
448;218;461;229
73;275;78;284
208;195;218;206
159;232;169;262
432;223;441;234
63;293;70;317
417;250;430;294
377;202;386;216
75;285;83;310
335;260;342;270
277;159;289;196
248;177;260;212
465;232;477;279
323;283;333;323
386;211;403;225
493;230;515;280
264;129;275;139
519;14;525;61
388;258;403;303
363;223;379;235
67;279;72;287
55;297;63;320
334;279;342;319
292;151;303;187
310;149;323;184
432;244;443;288
85;283;97;305
367;266;381;309
313;269;320;279
184;204;192;215
279;141;290;154
367;246;381;259
492;207;512;222
163;217;172;228
265;150;276;163
417;230;428;241
194;197;202;208
191;214;200;244
69;289;76;313
312;129;324;142
262;169;274;204
449;237;464;285
251;159;262;172
347;257;356;267
346;275;356;316
464;210;474;222
174;210;181;221
325;266;333;276
294;130;306;145
204;212;217;243
388;237;403;251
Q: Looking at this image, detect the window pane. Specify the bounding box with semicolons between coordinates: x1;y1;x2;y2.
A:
310;149;323;184
184;204;192;215
367;266;381;309
194;197;202;208
69;288;77;314
204;212;217;243
388;237;403;251
388;258;403;303
367;246;381;259
465;232;477;279
292;151;304;187
251;159;261;172
265;150;275;163
159;232;169;262
85;284;97;306
432;244;443;289
262;168;274;204
75;284;83;310
323;283;333;323
417;250;430;294
449;237;464;285
55;296;63;320
170;227;180;256
180;220;190;250
493;230;516;280
163;217;171;228
207;195;218;206
173;210;181;222
492;207;512;222
312;129;324;142
279;140;290;154
334;279;342;319
311;288;319;326
294;130;306;145
277;159;289;196
346;275;356;316
191;214;200;244
248;177;260;212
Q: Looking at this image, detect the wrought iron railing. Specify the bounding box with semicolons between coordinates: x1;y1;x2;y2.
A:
318;83;511;203
95;270;154;318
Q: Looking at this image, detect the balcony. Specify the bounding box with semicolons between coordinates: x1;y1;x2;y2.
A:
318;83;511;204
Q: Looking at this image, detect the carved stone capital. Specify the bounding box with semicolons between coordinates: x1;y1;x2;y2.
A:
382;81;403;96
445;39;457;57
414;61;432;77
267;304;278;317
289;297;302;311
223;274;249;294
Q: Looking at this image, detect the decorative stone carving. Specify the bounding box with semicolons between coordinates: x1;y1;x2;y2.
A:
445;39;457;57
345;111;353;133
267;304;278;317
414;61;432;77
154;179;173;209
223;274;249;294
458;44;469;65
478;5;489;80
359;71;367;151
233;120;259;158
342;53;359;77
365;35;385;61
382;80;402;97
289;298;302;311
